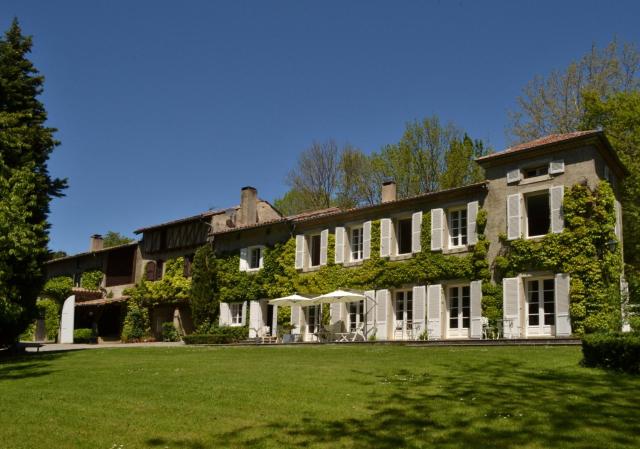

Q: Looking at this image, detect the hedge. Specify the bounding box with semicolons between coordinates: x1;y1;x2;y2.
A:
582;332;640;374
183;326;248;345
73;328;97;344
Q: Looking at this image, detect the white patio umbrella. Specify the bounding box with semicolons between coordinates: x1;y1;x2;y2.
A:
268;293;315;307
312;290;374;340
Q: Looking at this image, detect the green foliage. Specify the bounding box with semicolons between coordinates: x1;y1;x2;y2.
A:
161;322;180;342
102;231;134;248
80;270;103;290
190;245;219;327
73;328;96;344
183;326;249;344
120;300;151;342
582;332;640;373
498;182;623;335
41;276;73;303
37;298;60;341
0;19;66;347
440;134;487;189
125;258;191;307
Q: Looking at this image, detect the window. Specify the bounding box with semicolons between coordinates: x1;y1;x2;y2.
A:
527;279;555;327
449;208;467;247
526;193;550;237
249;247;261;270
395;290;413;323
306;305;320;334
348;301;364;331
230;303;243;325
183;255;193;277
350;227;363;261
523;165;548;179
73;272;82;287
449;286;470;330
309;234;321;267
396;218;412;255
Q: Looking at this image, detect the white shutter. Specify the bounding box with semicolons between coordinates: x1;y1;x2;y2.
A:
426;284;442;340
335;226;345;264
507;168;521;184
430;208;444;251
467;201;479;246
550;186;564;233
549;159;565;174
241;301;247;326
295;235;305;269
363;221;372;260
470;280;483;339
555;273;571;337
219;302;230;327
330;302;342;325
412;286;426;337
320;229;328;265
502;277;521;338
249;300;262;338
291;305;301;334
259;247;264;269
239;248;249;272
375;289;390;340
380;218;392;257
411;211;423;253
507;193;522;240
271;305;278;336
364;290;375;339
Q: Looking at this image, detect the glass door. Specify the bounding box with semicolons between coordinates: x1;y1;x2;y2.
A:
447;286;470;338
526;279;555;336
394;290;413;339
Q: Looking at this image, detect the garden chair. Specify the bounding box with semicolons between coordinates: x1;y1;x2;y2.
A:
481;317;490;339
260;326;278;344
349;322;365;342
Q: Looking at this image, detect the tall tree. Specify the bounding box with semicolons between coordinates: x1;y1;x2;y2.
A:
0;19;66;348
440;134;488;189
508;40;640;143
189;244;219;329
102;231;134;248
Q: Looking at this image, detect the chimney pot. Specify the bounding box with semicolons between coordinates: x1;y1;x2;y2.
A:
239;186;258;226
381;180;397;203
90;234;104;252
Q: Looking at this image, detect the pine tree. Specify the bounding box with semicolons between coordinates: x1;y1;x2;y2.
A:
0;19;66;347
189;244;219;329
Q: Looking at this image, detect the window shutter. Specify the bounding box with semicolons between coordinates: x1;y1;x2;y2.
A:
549;159;565;174
411;211;423;253
506;168;521;184
550;186;564;233
249;300;262;338
239;248;249;271
145;261;157;281
467;201;479;246
295;235;305;269
375;289;390;340
183;256;192;277
615;200;622;241
291;305;301;334
259;247;264;269
320;229;329;266
364;290;375;339
430;208;444;251
241;301;247;326
470;280;483;339
380;219;392;257
502;277;521;338
219;302;230;327
155;261;164;280
363;221;372;260
335;226;345;264
555;273;571;337
426;284;442;340
271;305;278;336
412;286;426;337
330;302;342;325
507;193;522;240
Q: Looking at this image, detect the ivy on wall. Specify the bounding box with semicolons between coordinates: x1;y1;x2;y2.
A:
80;270;103;291
494;182;623;335
125;258;191;307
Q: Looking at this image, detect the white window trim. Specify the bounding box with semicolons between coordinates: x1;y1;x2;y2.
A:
306;233;321;268
447;206;468;249
349;225;364;262
247;245;265;272
229;302;244;327
523;275;556;336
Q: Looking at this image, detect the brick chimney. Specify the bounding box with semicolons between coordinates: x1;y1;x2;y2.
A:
381;180;397;203
238;186;258;226
90;234;103;252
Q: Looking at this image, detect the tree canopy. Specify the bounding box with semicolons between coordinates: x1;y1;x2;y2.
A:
102;231;134;248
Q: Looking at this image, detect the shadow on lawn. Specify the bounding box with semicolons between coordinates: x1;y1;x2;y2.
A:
216;357;640;449
0;352;66;381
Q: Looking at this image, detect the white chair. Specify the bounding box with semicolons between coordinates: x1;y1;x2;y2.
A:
481;317;490;340
350;322;365;342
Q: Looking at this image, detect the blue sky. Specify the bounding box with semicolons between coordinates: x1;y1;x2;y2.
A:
2;0;639;255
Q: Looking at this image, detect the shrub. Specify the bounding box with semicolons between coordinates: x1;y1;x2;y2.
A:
37;298;60;341
80;270;103;290
121;301;151;342
582;332;640;374
161;322;180;342
183;326;249;345
74;328;96;344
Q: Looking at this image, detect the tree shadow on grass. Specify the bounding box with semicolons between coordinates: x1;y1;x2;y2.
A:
146;437;205;449
0;352;66;381
216;358;640;449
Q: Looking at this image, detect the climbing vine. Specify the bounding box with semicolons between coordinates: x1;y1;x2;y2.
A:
125;258;191;307
494;182;623;335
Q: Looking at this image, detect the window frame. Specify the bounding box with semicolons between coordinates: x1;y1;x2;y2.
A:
447;284;471;332
229;302;243;326
448;207;468;248
524;191;551;238
349;225;364;262
307;234;322;267
247;245;264;271
525;276;556;331
394;216;413;256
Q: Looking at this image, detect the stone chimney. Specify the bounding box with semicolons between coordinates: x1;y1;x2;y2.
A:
90;234;103;252
238;186;258;226
381;180;397;203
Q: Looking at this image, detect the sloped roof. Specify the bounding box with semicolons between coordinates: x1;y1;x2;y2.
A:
46;242;138;264
75;296;129;307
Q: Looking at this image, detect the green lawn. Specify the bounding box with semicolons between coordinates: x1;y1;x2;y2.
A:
1;345;638;449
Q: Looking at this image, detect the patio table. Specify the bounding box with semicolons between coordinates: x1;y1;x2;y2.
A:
334;332;350;342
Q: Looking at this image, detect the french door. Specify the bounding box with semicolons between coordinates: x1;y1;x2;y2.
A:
394;290;413;339
447;286;470;338
348;301;364;332
526;279;555;336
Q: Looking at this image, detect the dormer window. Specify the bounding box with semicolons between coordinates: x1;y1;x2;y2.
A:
523;165;548;179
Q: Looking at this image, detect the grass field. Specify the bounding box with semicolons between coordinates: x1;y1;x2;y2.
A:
0;345;638;449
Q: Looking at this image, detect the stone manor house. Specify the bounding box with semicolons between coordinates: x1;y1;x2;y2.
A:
46;130;627;342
